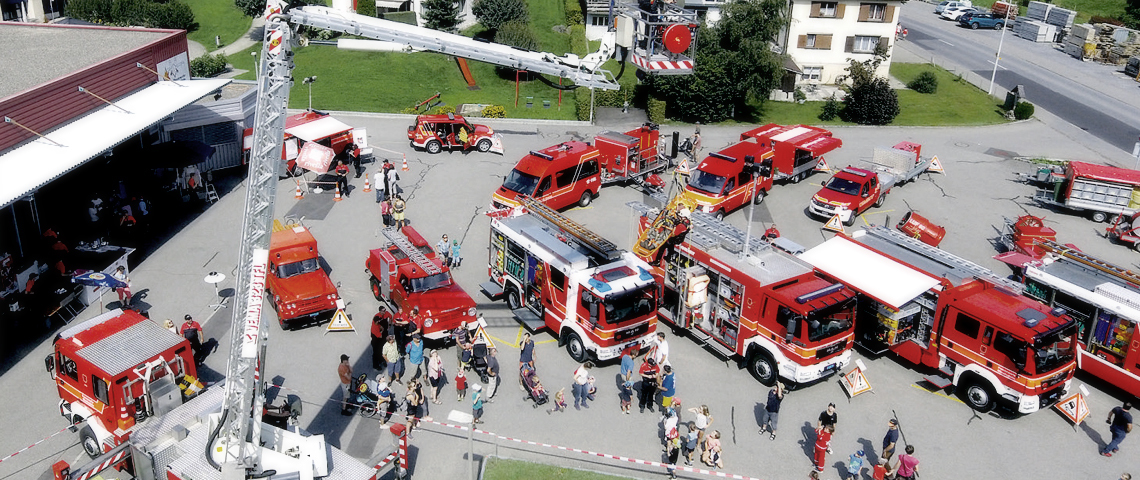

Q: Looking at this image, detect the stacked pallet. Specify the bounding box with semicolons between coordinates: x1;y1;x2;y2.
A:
1046;6;1077;29
1077;24;1140;65
1014;17;1057;42
1026;1;1051;21
1063;23;1096;59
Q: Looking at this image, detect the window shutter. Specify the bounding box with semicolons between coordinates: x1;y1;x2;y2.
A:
836;3;845;18
798;35;807;48
885;5;896;22
877;36;888;50
818;34;833;50
810;2;821;17
858;3;870;21
845;36;854;52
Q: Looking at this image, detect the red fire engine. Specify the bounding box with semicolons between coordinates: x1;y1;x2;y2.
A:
481;197;659;362
242;110;359;176
267;222;341;329
492;123;669;211
801;226;1077;414
630;196;858;386
47;309;200;458
739;123;842;183
366;226;478;340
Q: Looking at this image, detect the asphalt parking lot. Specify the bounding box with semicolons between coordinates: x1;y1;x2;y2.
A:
2;112;1138;480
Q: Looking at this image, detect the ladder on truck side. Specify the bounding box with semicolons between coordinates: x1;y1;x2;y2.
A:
860;225;1024;292
383;228;442;275
521;196;622;262
1038;239;1140;287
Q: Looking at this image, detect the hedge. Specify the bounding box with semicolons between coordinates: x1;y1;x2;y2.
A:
190;53;228;78
647;97;666;124
565;0;584;26
482;105;507;118
66;0;196;31
1014;101;1034;120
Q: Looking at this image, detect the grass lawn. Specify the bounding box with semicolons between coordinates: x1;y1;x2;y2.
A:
483;458;632;480
1049;0;1127;25
753;62;1008;126
185;0;253;50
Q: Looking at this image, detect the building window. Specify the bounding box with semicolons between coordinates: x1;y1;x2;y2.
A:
806;34;817;48
819;2;836;17
801;67;823;81
810;1;840;17
859;3;892;22
868;3;885;20
591;15;609;26
852;35;879;53
797;34;832;50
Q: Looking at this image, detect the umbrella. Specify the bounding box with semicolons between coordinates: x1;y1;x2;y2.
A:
144;140;216;168
72;271;127;312
295;142;335;173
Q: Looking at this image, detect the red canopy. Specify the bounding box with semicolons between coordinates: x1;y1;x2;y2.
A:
296;142;335;173
1068;161;1140;187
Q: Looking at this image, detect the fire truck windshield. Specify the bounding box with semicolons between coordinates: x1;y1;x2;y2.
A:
603;286;656;324
780;300;854;343
503;169;540;195
824;177;861;196
688;170;728;195
277;258;320;278
1030;321;1076;374
407;272;452;292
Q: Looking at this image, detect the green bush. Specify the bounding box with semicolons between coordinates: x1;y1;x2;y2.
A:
356;0;376;16
569;24;587;55
819;94;842;121
66;0;197;30
1013;101;1035;120
647;97;666;124
482;105;507;118
473;0;529;30
431;105;457;115
565;0;583;25
843;77;899;125
190;53;228;78
494;20;539;51
423;0;463;32
907;71;938;94
575;88;591;121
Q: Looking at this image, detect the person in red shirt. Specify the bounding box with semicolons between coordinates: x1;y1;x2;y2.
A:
814;424;834;472
371;306;392;370
25;273;37;294
871;458;893;480
638;357;660;413
180;314;204;362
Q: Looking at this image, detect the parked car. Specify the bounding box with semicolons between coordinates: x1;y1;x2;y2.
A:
958;12;1007;29
934;0;971;14
941;6;979;20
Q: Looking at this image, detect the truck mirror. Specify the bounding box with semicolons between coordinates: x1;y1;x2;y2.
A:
45;354;55;373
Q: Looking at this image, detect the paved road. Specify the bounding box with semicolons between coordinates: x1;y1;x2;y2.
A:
898;1;1140;157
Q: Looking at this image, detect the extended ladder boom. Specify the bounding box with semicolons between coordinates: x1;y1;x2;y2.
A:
521;197;621;262
383;228;442;275
1039;239;1140;286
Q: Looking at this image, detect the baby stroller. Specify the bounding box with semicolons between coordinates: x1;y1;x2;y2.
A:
471;343;490;384
520;364;548;408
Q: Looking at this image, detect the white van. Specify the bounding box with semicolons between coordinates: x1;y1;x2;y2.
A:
934;0;972;14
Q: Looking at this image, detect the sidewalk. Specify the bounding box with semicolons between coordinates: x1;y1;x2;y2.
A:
188;16;265;60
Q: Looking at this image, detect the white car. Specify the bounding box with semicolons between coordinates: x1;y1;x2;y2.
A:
941;6;979;20
934;0;972;14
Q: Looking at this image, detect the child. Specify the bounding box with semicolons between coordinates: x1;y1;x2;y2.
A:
586;375;597;401
455;363;468;401
547;387;567;414
471;383;484;424
450;240;462;268
529;375;547;399
871;458;893;480
619;379;634;414
813;425;834;472
682;421;699;466
847;450;865;480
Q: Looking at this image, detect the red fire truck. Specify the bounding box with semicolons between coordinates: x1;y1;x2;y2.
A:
366;226;478;341
481;197;659;362
807;142;932;226
47;309;200;458
242;110;360;176
267;222;341;329
801;226;1077;414
739;123;842;184
630;196;858;386
491;124;669;211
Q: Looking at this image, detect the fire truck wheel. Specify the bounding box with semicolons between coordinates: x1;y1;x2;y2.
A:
874;192;887;208
79;426;101;458
564;331;588;363
1092;211;1108;223
426;140;442;154
844;214;857;227
370;277;383;301
477;139;492;152
747;352;778;386
506;288;522;310
578;191;593;208
959;377;996;412
754;190;766;205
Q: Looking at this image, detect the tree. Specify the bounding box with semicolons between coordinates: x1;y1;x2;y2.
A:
837;42;898;125
422;0;462;32
472;0;529;31
235;0;313;18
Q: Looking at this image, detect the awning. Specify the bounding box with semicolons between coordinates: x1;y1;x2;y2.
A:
782;56;802;74
800;136;842;156
374;0;406;8
799;235;940;311
285;116;353;142
0;78;231;209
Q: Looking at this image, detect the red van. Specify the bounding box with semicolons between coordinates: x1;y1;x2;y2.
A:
492;141;601;211
683;138;774;220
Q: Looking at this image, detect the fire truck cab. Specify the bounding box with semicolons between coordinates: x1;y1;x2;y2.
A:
482;198;659;362
684;138;774;220
242;110;358;177
47;309;199;458
802;227;1077;414
493;141;601;211
366;226;478;341
407;112;503;154
632;198;856;386
267;223;341;329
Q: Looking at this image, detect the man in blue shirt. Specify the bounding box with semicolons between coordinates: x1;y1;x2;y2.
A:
620;347;636;384
406;334;425;382
658;365;676;410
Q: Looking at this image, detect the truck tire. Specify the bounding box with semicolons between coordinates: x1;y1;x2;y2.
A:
370;277;383;301
747;351;778;386
714;210;725;221
564;331;588;363
426;140;442;154
874;192;887;208
959;377;996;413
1092;212;1108;223
578;191;593;208
477;139;492;152
754;190;766;205
844;214;857;227
79;426;102;459
506;287;522;310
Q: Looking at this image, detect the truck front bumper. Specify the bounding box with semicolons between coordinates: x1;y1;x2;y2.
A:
808;199;851;222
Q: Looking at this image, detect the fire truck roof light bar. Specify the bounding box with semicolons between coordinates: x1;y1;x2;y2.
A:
795;283;846;304
709;152;737;162
530;150;554;160
521;197;621;262
841;167;869;177
383;228;442;275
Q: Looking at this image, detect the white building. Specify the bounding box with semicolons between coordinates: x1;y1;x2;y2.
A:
777;0;902;93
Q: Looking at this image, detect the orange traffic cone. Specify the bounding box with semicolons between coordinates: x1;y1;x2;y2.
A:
363;173;372;192
334;184;343;202
294;182;304;199
402;154;409;172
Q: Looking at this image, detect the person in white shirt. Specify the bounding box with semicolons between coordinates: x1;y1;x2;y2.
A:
653;332;670;367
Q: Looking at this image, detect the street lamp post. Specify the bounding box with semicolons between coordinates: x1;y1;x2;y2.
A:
302;76;318;111
988;7;1012;95
251;52;259;80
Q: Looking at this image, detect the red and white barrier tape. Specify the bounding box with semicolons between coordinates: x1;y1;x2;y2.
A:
0;423;77;465
73;447;129;480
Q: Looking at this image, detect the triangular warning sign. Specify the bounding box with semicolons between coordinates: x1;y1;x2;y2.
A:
814;157;831;173
823;214;846;233
927;155;944;174
470;324;496;349
675;157;691;175
840;367;873;398
325;309;356;334
1054;391;1090;425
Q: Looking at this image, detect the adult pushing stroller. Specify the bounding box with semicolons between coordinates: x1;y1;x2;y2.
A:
520;363;548;408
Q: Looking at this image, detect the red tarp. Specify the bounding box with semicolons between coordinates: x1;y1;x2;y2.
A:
1068;161;1140;187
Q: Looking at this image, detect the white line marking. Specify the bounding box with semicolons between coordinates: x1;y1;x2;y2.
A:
939;39;954;46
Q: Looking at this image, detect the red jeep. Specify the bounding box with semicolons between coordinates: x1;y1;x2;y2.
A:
408;113;503;155
267;224;341;329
